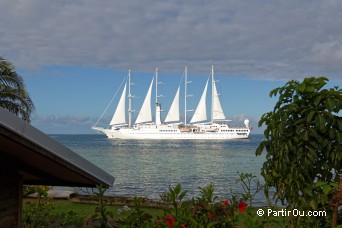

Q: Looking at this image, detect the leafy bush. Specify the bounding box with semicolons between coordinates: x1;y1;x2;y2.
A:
256;77;342;226
117;174;262;227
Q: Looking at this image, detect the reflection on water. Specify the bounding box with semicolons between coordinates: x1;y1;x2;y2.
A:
51;134;267;205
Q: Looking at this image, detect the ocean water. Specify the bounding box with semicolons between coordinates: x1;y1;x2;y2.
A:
51;134;267;205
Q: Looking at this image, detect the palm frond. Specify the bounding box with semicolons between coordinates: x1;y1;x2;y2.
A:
0;57;35;122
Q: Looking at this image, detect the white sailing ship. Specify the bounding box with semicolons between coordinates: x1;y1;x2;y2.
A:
92;66;251;139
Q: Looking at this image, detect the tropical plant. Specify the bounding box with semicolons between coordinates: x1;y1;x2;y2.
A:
91;184;114;228
23;179;280;227
198;182;218;204
235;172;264;207
117;196;153;227
0;57;34;122
23;185;84;227
256;77;342;226
156;183;251;227
22;186;53;227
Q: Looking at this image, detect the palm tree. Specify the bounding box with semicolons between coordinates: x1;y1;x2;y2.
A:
0;57;34;122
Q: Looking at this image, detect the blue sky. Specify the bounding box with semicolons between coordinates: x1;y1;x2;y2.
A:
2;0;342;134
21;66;340;134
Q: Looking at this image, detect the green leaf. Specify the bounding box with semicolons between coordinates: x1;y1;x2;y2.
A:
337;119;342;131
256;141;266;155
314;180;326;187
309;141;319;149
297;83;306;92
328;128;335;139
179;190;187;201
322;184;331;195
314;96;322;107
316;115;326;130
306;86;315;92
337;131;342;143
326;99;335;112
174;183;181;195
307;111;315;122
302;130;308;141
269;88;278;97
310;199;316;210
303;188;313;197
308;128;319;139
207;222;219;228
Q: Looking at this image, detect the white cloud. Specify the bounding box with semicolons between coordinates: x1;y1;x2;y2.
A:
31;114;97;134
1;0;342;80
307;41;342;69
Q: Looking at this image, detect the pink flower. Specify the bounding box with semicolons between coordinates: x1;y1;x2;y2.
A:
166;215;176;227
238;201;248;213
221;199;229;206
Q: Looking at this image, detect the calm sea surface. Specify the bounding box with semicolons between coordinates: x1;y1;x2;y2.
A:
51;134;267;206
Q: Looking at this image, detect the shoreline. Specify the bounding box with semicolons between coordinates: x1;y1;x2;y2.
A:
25;187;170;208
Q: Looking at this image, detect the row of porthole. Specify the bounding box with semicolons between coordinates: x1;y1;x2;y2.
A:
220;129;249;132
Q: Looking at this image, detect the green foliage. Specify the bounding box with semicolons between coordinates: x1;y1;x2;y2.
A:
198;182;218;204
23;186;49;205
23;185;36;196
53;210;84;228
156;183;252;227
0;57;34;122
23;186;84;227
162;183;188;218
23;200;85;227
34;185;50;198
256;77;342;226
23;185;115;227
23;176;323;227
117;197;153;227
23;199;54;227
235;172;264;207
92;184;114;228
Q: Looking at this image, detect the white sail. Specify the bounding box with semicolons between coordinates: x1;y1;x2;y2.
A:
135;78;154;124
190;78;209;123
212;81;226;120
164;87;180;123
110;83;127;125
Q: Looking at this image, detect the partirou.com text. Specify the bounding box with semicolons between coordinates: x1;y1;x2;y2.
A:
257;208;326;217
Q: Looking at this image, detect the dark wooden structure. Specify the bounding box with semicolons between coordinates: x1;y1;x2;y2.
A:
0;108;114;227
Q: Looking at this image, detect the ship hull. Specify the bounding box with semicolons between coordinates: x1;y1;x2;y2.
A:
92;125;250;140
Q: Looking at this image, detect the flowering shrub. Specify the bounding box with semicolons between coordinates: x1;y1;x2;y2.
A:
115;173;269;227
24;173;274;227
153;183;250;227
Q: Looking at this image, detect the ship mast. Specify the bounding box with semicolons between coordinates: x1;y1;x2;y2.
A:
155;68;158;105
211;65;214;124
128;69;133;128
155;68;162;125
184;67;187;126
185;66;193;126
